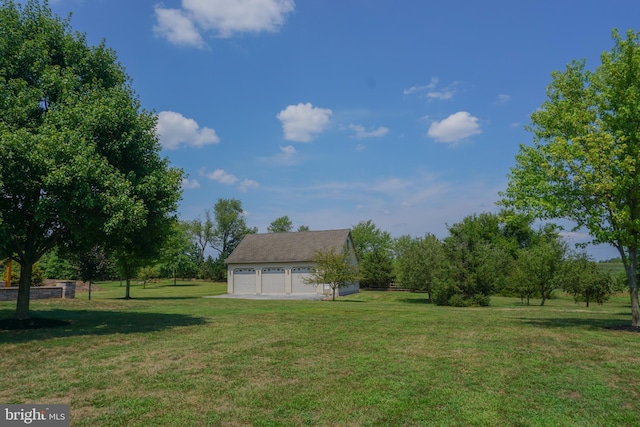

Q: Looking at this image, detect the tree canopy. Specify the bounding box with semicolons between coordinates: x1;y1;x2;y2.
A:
0;0;182;318
501;29;640;326
267;216;294;233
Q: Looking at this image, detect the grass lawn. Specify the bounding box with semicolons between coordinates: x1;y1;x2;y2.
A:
1;281;639;426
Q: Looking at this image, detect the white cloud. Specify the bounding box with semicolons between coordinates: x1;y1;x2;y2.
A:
181;178;201;189
276;103;332;142
427;111;481;144
207;169;238;184
154;0;295;47
205;169;258;191
403;77;438;95
355;144;366;151
496;94;511;105
277;145;298;164
238;179;260;192
349;124;389;139
157;111;220;150
153;6;205;48
260;145;299;165
404;77;457;101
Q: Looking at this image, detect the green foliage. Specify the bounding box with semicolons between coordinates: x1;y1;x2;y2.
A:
267;216;294;233
8;262;44;287
561;252;615;307
351;220;394;288
359;250;395;288
442;213;514;303
304;248;359;300
508;236;567;306
394;233;445;299
39;248;77;280
138;265;160;288
501;29;640;326
0;0;182;316
187;211;215;267
211;198;257;258
160;221;199;283
75;246;114;284
351;220;393;257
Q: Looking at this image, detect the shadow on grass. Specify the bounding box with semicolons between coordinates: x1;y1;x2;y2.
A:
520;316;633;331
397;298;433;305
0;309;208;343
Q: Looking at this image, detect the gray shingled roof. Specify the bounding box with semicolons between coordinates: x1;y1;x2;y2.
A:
225;229;352;264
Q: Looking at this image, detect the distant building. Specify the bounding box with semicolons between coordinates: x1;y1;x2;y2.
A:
225;229;359;296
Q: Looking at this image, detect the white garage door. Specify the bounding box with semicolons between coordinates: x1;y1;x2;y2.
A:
233;268;256;294
261;268;285;294
292;267;316;294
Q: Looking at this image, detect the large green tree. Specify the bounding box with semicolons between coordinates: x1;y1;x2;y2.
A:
351;220;394;288
0;0;182;318
188;211;214;267
394;233;445;300
441;213;515;304
501;29;640;326
211;198;257;258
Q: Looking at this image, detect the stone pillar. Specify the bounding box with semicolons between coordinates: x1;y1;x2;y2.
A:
57;281;76;299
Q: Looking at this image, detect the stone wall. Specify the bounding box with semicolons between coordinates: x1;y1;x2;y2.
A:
0;282;76;301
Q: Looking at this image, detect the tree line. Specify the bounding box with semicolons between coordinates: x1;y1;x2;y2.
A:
351;214;625;307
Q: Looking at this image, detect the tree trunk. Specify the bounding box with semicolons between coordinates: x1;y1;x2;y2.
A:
173;269;177;286
14;262;32;320
88;281;92;301
627;250;640;327
332;286;336;301
125;277;132;299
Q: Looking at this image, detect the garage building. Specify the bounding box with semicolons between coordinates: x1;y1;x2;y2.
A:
225;229;359;296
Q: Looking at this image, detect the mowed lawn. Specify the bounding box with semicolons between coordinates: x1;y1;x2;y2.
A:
1;281;639;426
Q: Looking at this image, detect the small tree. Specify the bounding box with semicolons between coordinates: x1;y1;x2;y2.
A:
267;216;294;233
511;237;567;306
304;249;359;301
561;252;615;307
76;246;110;301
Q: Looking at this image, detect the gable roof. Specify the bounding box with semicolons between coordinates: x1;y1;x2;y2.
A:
225;229;353;264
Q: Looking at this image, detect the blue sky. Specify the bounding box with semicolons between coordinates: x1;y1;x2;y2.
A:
48;0;640;259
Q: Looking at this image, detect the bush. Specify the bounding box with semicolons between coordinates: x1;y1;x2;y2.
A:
448;294;470;307
470;294;490;307
8;263;45;286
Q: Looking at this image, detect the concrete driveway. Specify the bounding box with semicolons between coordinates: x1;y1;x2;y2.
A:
204;294;327;301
